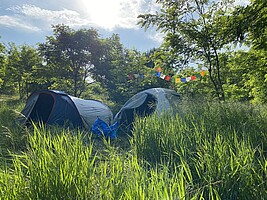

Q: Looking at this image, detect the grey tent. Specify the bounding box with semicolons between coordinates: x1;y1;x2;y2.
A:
21;90;113;128
114;88;181;131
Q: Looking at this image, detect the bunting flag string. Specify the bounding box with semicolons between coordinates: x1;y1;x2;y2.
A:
127;67;206;84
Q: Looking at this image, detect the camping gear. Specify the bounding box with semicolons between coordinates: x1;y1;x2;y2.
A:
21;90;113;128
91;117;119;138
114;88;181;131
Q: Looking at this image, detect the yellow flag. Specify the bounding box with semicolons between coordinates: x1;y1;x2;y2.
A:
200;70;205;77
175;77;181;83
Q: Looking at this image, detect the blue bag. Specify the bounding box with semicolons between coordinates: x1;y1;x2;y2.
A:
91;117;119;139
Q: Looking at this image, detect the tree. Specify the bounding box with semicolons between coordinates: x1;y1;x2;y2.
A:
19;45;44;97
39;24;103;97
90;34;159;107
247;0;267;50
222;49;267;103
230;0;267;50
0;40;6;91
138;0;237;100
5;43;21;95
215;0;267;103
4;43;43;98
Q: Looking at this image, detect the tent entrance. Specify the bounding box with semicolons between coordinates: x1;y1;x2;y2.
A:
134;94;157;117
121;94;157;130
29;93;54;123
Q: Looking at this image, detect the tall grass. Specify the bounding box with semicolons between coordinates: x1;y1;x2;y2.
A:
0;101;26;157
0;125;191;199
0;100;267;199
132;101;267;199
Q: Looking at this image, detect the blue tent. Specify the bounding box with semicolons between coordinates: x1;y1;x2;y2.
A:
21;90;113;128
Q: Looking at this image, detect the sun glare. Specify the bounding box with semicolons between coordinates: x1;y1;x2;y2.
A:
80;0;122;30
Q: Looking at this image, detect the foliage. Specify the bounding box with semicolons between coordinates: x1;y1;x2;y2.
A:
247;0;267;50
138;0;239;101
39;24;103;97
119;49;161;102
93;34;166;107
0;41;5;90
1;0;267;108
1;43;20;95
80;82;116;111
230;0;267;50
2;43;44;98
222;49;267;103
173;67;214;100
91;34;133;106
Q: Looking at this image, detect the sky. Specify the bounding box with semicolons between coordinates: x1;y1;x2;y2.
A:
0;0;250;52
0;0;164;52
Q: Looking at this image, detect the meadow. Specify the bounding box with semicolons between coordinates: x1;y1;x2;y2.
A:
0;98;267;199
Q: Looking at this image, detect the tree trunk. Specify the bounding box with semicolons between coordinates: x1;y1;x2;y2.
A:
212;44;225;101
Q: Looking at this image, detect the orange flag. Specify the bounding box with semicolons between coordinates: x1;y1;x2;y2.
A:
200;70;205;77
156;67;162;72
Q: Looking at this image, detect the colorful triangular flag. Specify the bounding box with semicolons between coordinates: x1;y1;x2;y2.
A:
181;78;186;82
156;67;162;72
165;75;171;81
175;77;181;83
191;75;196;80
200;70;205;77
196;73;202;79
160;74;166;79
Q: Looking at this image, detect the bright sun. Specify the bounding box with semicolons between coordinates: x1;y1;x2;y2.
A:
80;0;122;30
